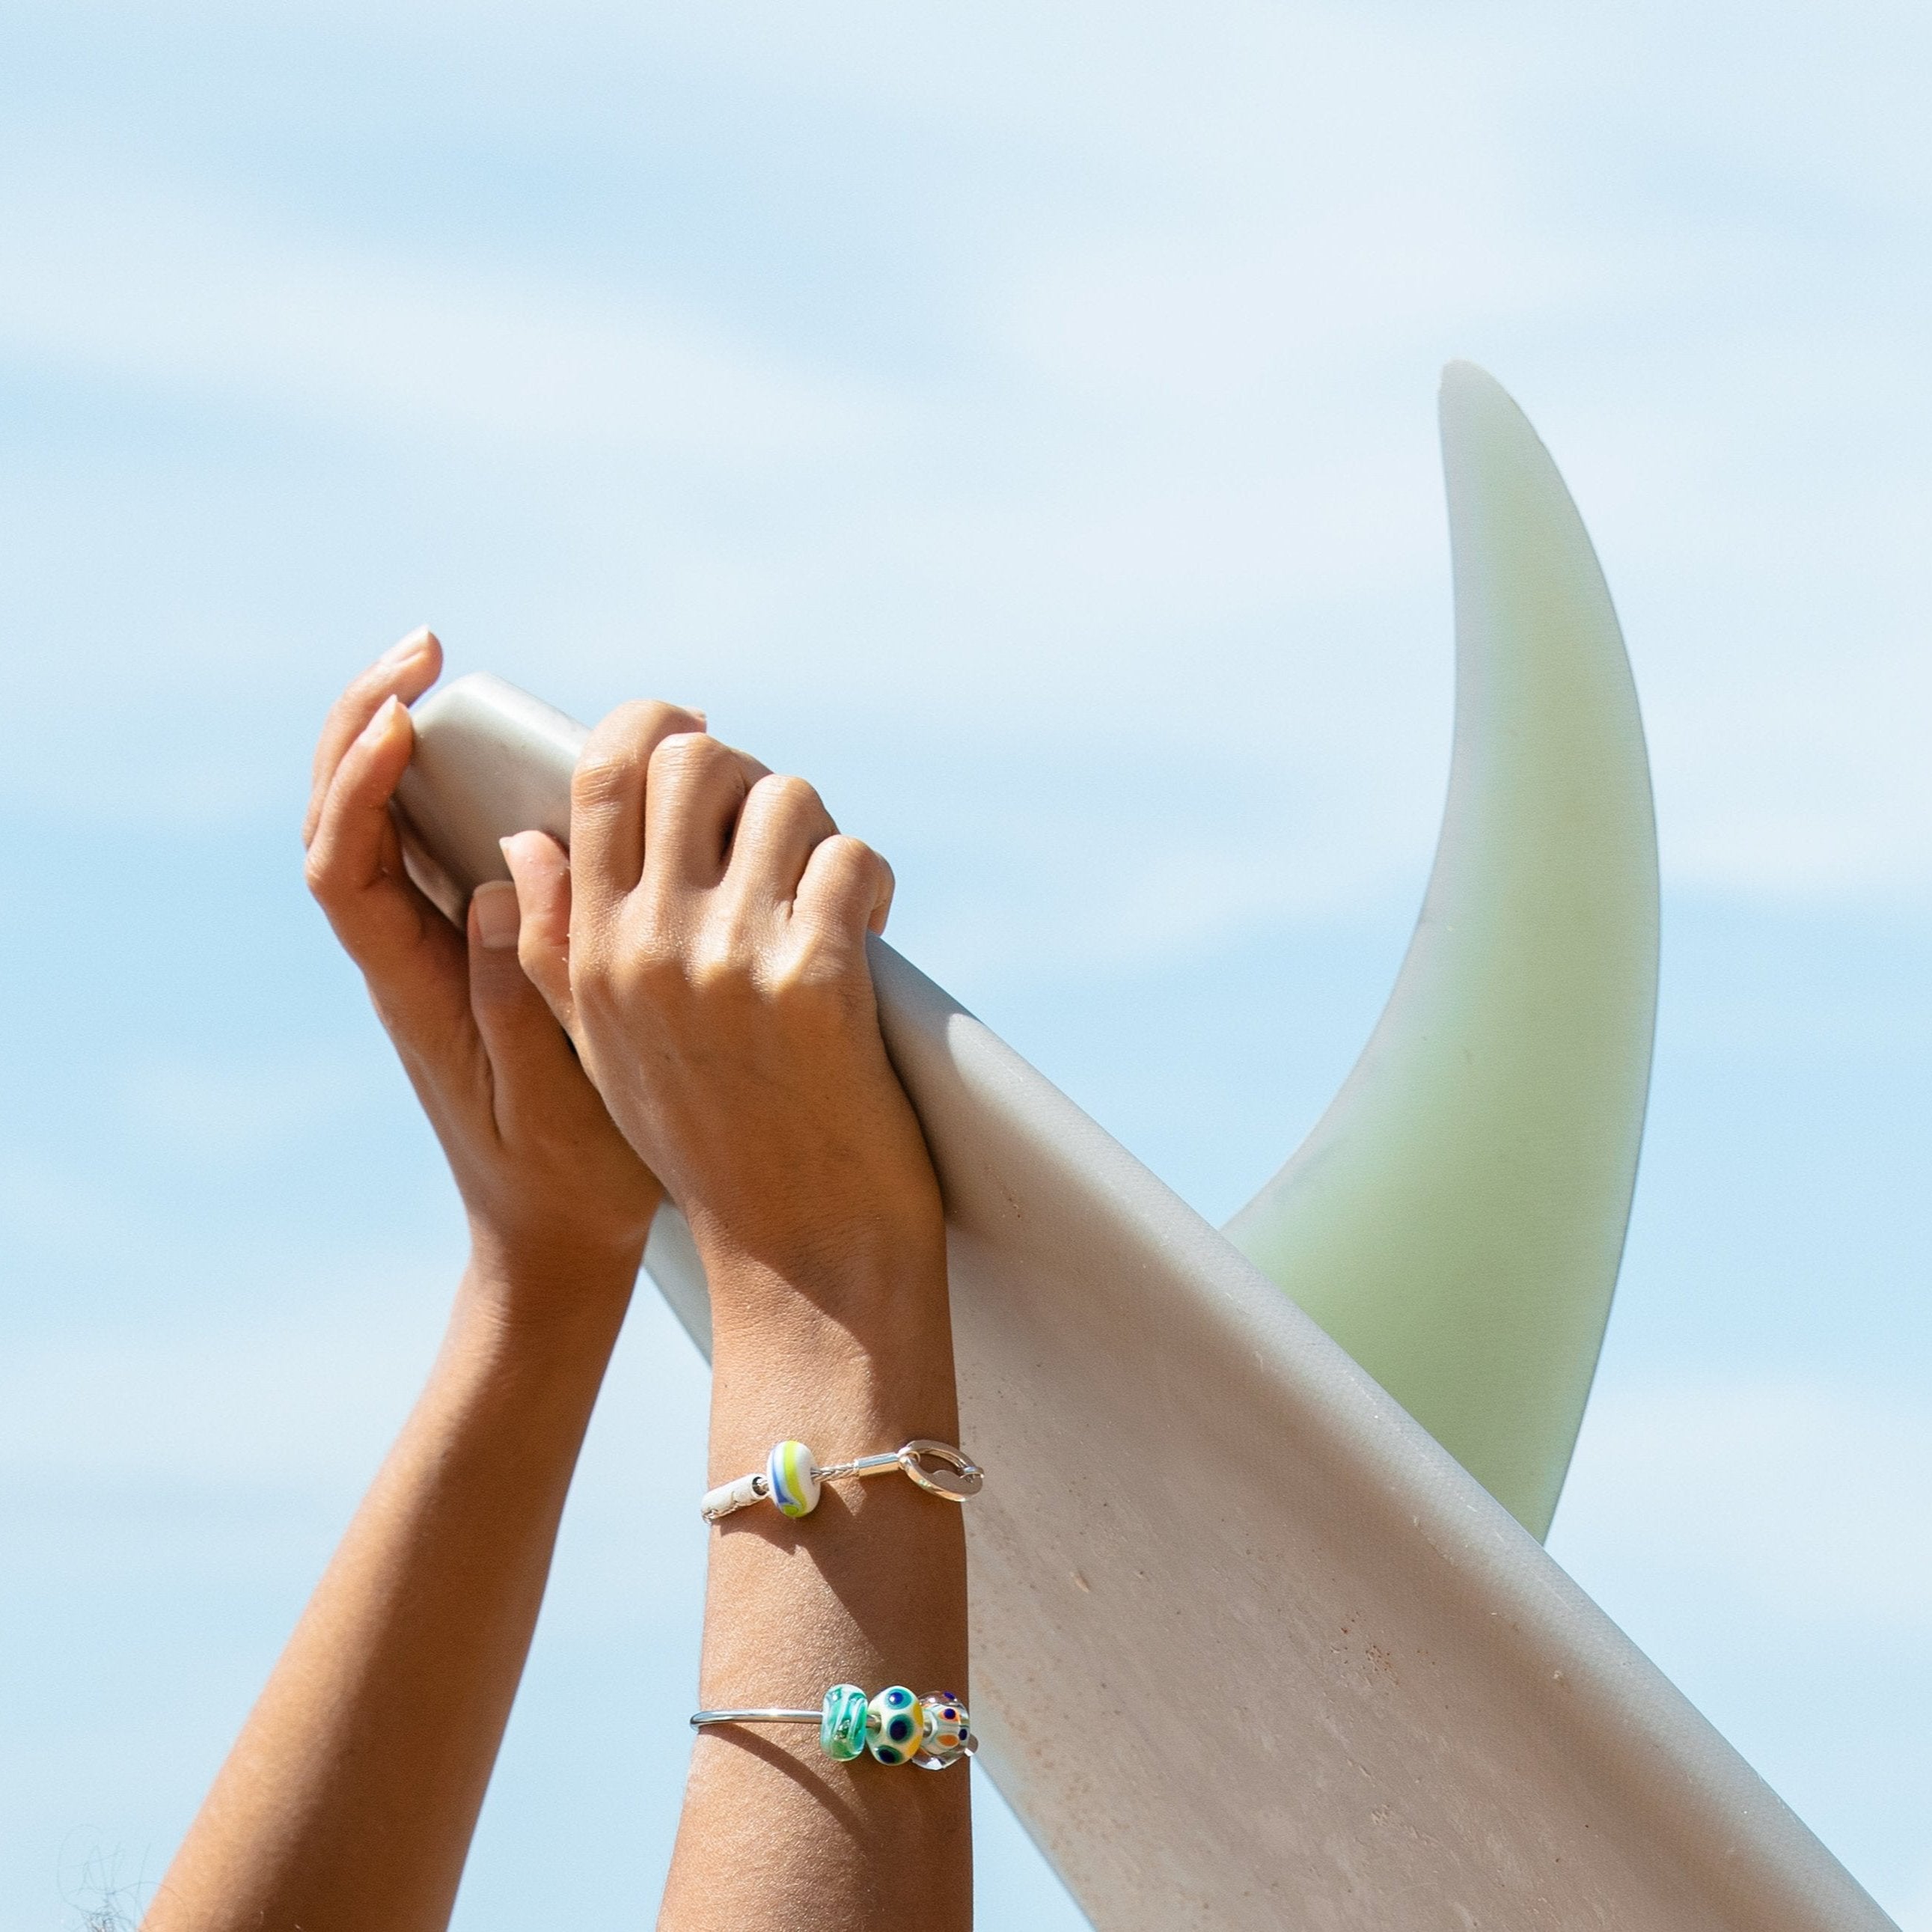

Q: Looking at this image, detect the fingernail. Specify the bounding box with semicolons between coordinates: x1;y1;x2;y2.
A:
379;627;432;667
471;880;521;950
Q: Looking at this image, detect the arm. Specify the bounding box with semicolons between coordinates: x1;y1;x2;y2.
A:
144;634;669;1932
506;718;971;1931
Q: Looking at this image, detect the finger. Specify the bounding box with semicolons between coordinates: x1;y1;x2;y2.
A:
570;700;708;923
724;773;838;910
306;697;468;1036
866;852;896;935
304;629;441;847
642;733;766;896
793;835;896;943
466;879;594;1139
500;831;575;1037
305;697;429;954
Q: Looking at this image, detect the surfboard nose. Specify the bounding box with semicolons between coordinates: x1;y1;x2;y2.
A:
1223;362;1659;1539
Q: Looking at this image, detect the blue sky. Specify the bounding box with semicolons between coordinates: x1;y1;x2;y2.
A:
1;1;1928;1925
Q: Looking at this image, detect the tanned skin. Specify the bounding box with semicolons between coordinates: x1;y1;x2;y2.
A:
143;632;969;1932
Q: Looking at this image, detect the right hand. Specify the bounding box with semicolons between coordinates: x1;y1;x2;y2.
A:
303;634;665;1315
502;706;945;1326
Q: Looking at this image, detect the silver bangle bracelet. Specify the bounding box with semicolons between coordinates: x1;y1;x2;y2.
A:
691;1708;823;1726
700;1438;983;1523
691;1685;976;1770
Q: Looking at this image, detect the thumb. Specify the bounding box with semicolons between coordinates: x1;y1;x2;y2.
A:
499;831;577;1041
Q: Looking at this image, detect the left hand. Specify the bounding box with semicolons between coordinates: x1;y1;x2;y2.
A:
302;630;666;1312
501;708;942;1336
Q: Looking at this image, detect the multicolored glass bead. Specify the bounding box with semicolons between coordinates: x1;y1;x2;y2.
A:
765;1440;822;1519
866;1685;925;1764
819;1683;869;1761
914;1693;971;1767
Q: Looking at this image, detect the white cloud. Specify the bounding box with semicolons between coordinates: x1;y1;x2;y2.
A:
1;0;1929;922
0;159;898;463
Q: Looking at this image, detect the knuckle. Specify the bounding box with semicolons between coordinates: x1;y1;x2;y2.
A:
824;834;878;884
766;773;833;830
771;942;838;990
686;938;742;993
650;730;732;783
638;699;704;737
595;910;686;992
762;771;815;810
576;700;695;799
572;747;635;810
638;932;691;986
593;698;666;745
347;662;395;706
767;948;855;1014
328;674;387;734
684;916;759;991
514;924;560;977
302;847;338;905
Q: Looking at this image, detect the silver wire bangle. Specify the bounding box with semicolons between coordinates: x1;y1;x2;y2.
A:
700;1438;983;1523
690;1708;822;1727
691;1687;978;1769
688;1709;980;1756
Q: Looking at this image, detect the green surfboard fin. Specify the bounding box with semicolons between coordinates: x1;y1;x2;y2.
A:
1223;362;1659;1540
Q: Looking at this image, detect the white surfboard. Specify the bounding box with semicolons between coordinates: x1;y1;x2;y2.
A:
394;365;1895;1930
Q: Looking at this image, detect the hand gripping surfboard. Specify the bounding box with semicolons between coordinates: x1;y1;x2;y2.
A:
393;364;1895;1931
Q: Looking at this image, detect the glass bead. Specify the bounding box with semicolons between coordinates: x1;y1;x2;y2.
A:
819;1683;869;1761
866;1685;925;1764
914;1693;972;1767
766;1440;822;1519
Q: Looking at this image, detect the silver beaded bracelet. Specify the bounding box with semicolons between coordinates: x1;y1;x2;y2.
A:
691;1684;976;1769
700;1438;982;1523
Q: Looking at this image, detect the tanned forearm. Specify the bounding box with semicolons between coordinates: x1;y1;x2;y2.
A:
145;1250;635;1932
658;1237;970;1932
151;641;668;1932
503;703;976;1931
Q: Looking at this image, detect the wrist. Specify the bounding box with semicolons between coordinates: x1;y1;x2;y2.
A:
429;1275;626;1451
691;1208;947;1329
457;1223;641;1352
704;1253;959;1482
366;1286;620;1562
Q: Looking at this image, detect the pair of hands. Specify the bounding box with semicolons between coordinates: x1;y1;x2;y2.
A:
302;629;941;1327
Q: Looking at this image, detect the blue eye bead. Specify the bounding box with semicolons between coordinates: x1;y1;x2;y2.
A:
914;1694;971;1767
819;1684;869;1761
866;1685;924;1764
765;1441;821;1520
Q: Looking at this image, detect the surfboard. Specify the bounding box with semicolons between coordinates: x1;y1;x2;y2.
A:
394;364;1896;1930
